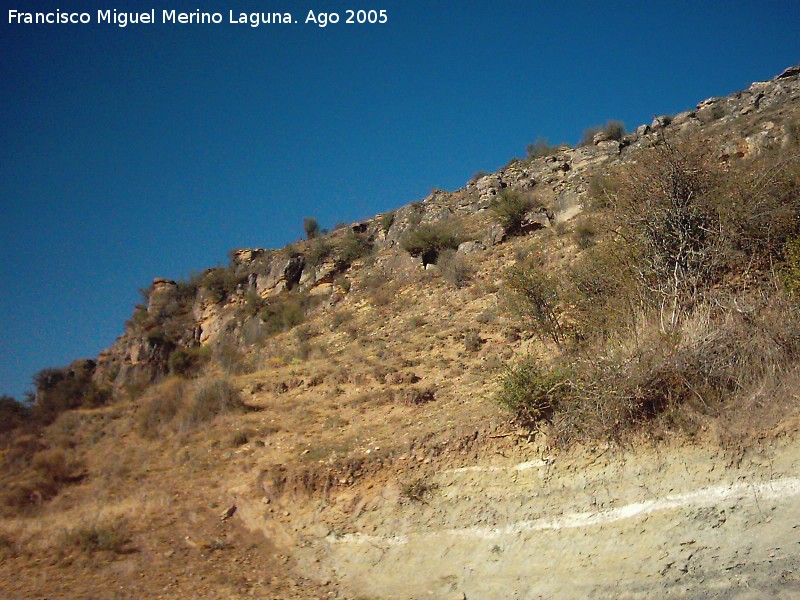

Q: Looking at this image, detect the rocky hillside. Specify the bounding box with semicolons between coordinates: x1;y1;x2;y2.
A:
2;63;800;599
79;64;799;391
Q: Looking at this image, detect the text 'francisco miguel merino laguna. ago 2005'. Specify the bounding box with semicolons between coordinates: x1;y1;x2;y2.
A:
8;8;389;28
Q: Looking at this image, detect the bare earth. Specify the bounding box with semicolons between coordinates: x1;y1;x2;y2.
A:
234;423;800;599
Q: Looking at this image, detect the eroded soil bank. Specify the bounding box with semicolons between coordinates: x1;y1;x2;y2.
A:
238;424;800;599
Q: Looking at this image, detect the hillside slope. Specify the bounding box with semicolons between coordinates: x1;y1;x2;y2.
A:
2;63;800;599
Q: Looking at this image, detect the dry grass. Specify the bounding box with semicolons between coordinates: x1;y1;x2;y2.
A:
59;517;131;554
136;376;248;439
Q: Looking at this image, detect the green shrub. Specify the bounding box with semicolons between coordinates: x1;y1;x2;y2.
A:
380;211;395;233
334;230;373;270
495;359;574;427
334;275;351;294
258;293;313;335
305;237;333;269
168;346;210;378
572;218;597;249
490;190;535;235
31;366;110;425
0;396;28;433
303;217;320;240
587;172;616;207
401;222;461;265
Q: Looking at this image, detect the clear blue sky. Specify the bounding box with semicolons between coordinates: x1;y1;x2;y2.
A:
2;1;798;399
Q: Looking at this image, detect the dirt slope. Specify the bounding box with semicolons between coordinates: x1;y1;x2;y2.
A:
234;424;800;599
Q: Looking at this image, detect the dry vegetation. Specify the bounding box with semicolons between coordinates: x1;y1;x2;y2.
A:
497;139;800;445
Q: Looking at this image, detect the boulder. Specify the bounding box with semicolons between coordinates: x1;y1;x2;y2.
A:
485;223;506;246
520;209;551;233
596;140;621;155
776;65;800;80
457;240;485;255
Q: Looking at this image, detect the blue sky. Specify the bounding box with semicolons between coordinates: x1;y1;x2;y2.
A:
2;1;799;399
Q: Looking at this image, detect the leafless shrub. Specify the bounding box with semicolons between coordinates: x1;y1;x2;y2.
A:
503;258;565;348
463;329;485;352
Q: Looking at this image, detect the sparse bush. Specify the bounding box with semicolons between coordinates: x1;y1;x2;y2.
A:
31;448;83;484
572;218;597;249
606;141;726;321
136;378;187;438
380;211;395;233
330;309;354;330
230;431;249;447
258;292;314;335
470;170;491;182
491;190;535;235
495;358;574;428
305;237;333;269
580;120;626;146
61;519;130;553
168;346;210;378
137;377;248;437
401;478;438;502
360;270;395;306
0;532;18;558
184;378;247;427
334;230;373;270
438;249;473;288
202;267;245;304
788;120;800;146
463;329;485;352
476;310;496;324
303;217;320;240
334;275;351;294
212;337;255;375
781;236;800;297
698;103;725;122
526;137;559;159
401;222;461;265
587;172;616;208
504;261;565;347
